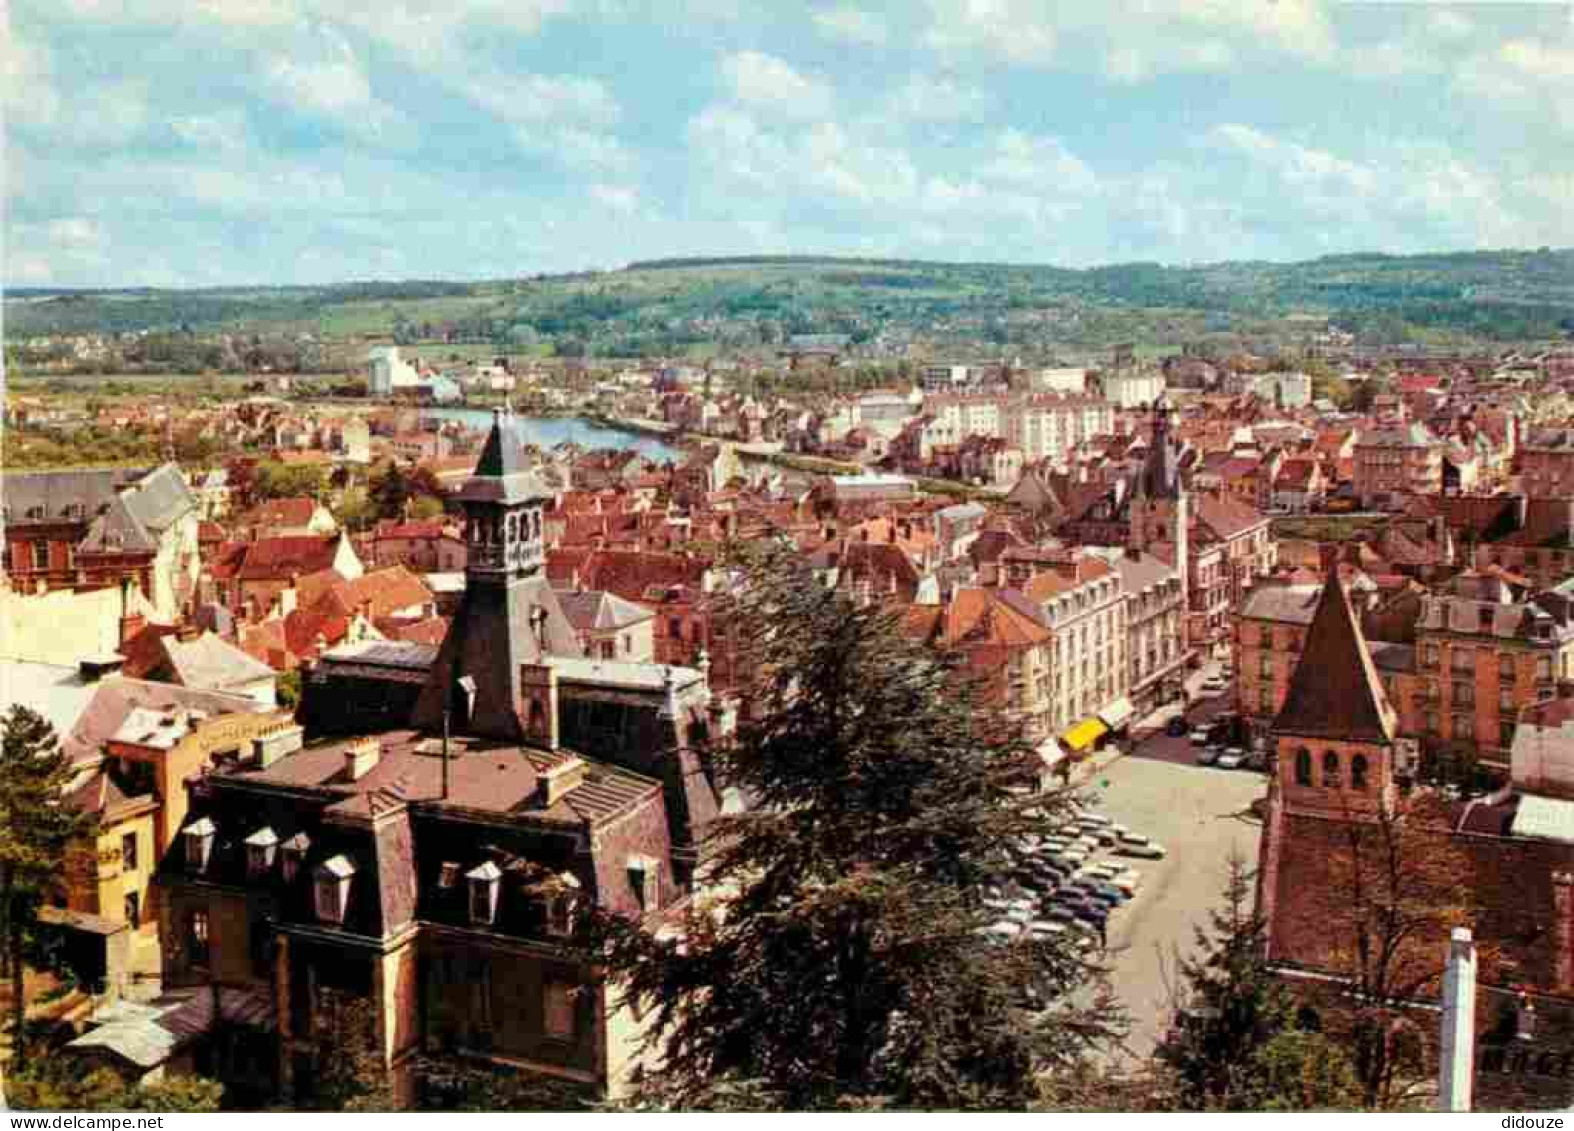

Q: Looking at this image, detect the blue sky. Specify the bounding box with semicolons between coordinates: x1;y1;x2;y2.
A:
6;1;1573;287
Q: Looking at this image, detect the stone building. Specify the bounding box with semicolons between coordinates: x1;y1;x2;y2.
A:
1;464;200;620
155;408;733;1104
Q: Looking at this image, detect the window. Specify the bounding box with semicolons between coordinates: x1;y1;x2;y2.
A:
1351;754;1369;791
1452;647;1473;673
184;817;216;873
1500;655;1518;685
1457;713;1475;740
1537;656;1554;682
1294;748;1312;787
1453;682;1474;709
467;861;501;926
1501;721;1518;749
31;540;49;570
1425;711;1440;735
124;892;140;929
282;832;310;884
1422;643;1439;669
628;855;660;912
313;855;355;924
187;909;210;967
121;831;138;872
1322;750;1341;789
543;982;576;1041
246;827;279;878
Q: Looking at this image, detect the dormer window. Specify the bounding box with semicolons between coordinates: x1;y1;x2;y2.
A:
184;817;217;872
245;827;279;877
467;861;502;925
313;855;355;925
281;832;310;883
439;861;461;889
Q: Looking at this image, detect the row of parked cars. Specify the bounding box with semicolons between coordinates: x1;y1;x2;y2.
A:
981;805;1166;948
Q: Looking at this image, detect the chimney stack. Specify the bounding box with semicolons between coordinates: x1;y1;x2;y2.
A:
536;755;587;807
253;721;305;768
343;736;381;781
1438;927;1478;1113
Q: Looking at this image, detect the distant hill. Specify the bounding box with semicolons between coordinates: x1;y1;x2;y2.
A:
8;248;1572;352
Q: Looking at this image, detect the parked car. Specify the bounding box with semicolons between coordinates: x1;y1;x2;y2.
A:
1195;745;1220;767
1165;716;1188;736
1076;811;1113;828
1188;729;1211;745
1216;747;1248;770
1200;677;1227;694
1068;902;1109;927
1116;835;1167;860
1109;871;1141;896
1243;750;1268;772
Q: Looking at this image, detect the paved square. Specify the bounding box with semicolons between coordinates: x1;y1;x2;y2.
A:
1078;753;1267;1058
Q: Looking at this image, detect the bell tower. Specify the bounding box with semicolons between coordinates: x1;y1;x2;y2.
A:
460;406;546;584
412;407;582;740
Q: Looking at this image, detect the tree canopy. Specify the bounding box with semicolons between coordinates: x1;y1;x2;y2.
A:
589;546;1122;1110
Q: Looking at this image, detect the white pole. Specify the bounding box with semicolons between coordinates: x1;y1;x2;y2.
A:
1439;926;1477;1112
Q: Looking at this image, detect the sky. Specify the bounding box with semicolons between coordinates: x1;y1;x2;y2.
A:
5;0;1574;288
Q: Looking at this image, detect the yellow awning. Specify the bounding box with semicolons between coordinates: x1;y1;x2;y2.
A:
1061;718;1108;753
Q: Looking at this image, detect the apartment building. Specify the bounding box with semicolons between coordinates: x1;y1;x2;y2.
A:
1235;572;1574;766
1020;550;1132;749
1520;429;1574;497
1354;423;1443;510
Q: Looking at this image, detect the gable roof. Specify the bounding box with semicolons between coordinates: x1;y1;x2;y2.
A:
1272;564;1397;744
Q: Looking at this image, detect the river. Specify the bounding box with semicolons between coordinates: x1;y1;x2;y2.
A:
418;408;685;462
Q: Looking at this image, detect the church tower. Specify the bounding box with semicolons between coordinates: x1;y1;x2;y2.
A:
412;408;582;740
1129;397;1188;603
1270;560;1400;819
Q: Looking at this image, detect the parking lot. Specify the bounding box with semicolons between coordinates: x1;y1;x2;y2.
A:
1077;739;1268;1059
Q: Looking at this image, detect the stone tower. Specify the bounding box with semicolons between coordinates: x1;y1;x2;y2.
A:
411;408;583;740
1270;559;1399;820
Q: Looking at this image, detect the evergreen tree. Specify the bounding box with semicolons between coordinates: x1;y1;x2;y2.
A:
589;546;1122;1110
0;707;96;1070
1155;852;1293;1110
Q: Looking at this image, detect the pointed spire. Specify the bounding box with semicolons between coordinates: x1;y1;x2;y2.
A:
461;406;547;504
1273;560;1397;744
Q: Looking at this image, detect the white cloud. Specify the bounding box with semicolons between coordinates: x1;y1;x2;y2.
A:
1456;38;1574;131
466;72;620;128
981;129;1096;192
172;109;253;151
924;0;1058;66
46;217;105;249
1207;123;1376;196
885;75;991;122
258;23;414;145
1;30;62;127
590;183;639;213
720;51;832;119
812;6;887;45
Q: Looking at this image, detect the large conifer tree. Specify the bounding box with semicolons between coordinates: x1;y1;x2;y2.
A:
592;547;1122;1109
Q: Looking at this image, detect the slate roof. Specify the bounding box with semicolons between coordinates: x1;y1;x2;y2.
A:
1;468;137;527
164;632;276;691
554;589;655;633
458;409;551;505
61;676;271;762
1272;565;1397;744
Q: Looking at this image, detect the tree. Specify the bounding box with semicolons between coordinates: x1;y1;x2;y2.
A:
1156;852;1294;1110
7;1051;223;1111
0;707;98;1069
588;546;1122;1110
1241;1030;1362;1112
276;670;303;711
1322;793;1477;1109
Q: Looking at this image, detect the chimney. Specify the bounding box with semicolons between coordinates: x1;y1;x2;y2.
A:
252;721;305;768
343;736;381;781
1438;927;1478;1113
520;663;560;749
536;755;587;807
